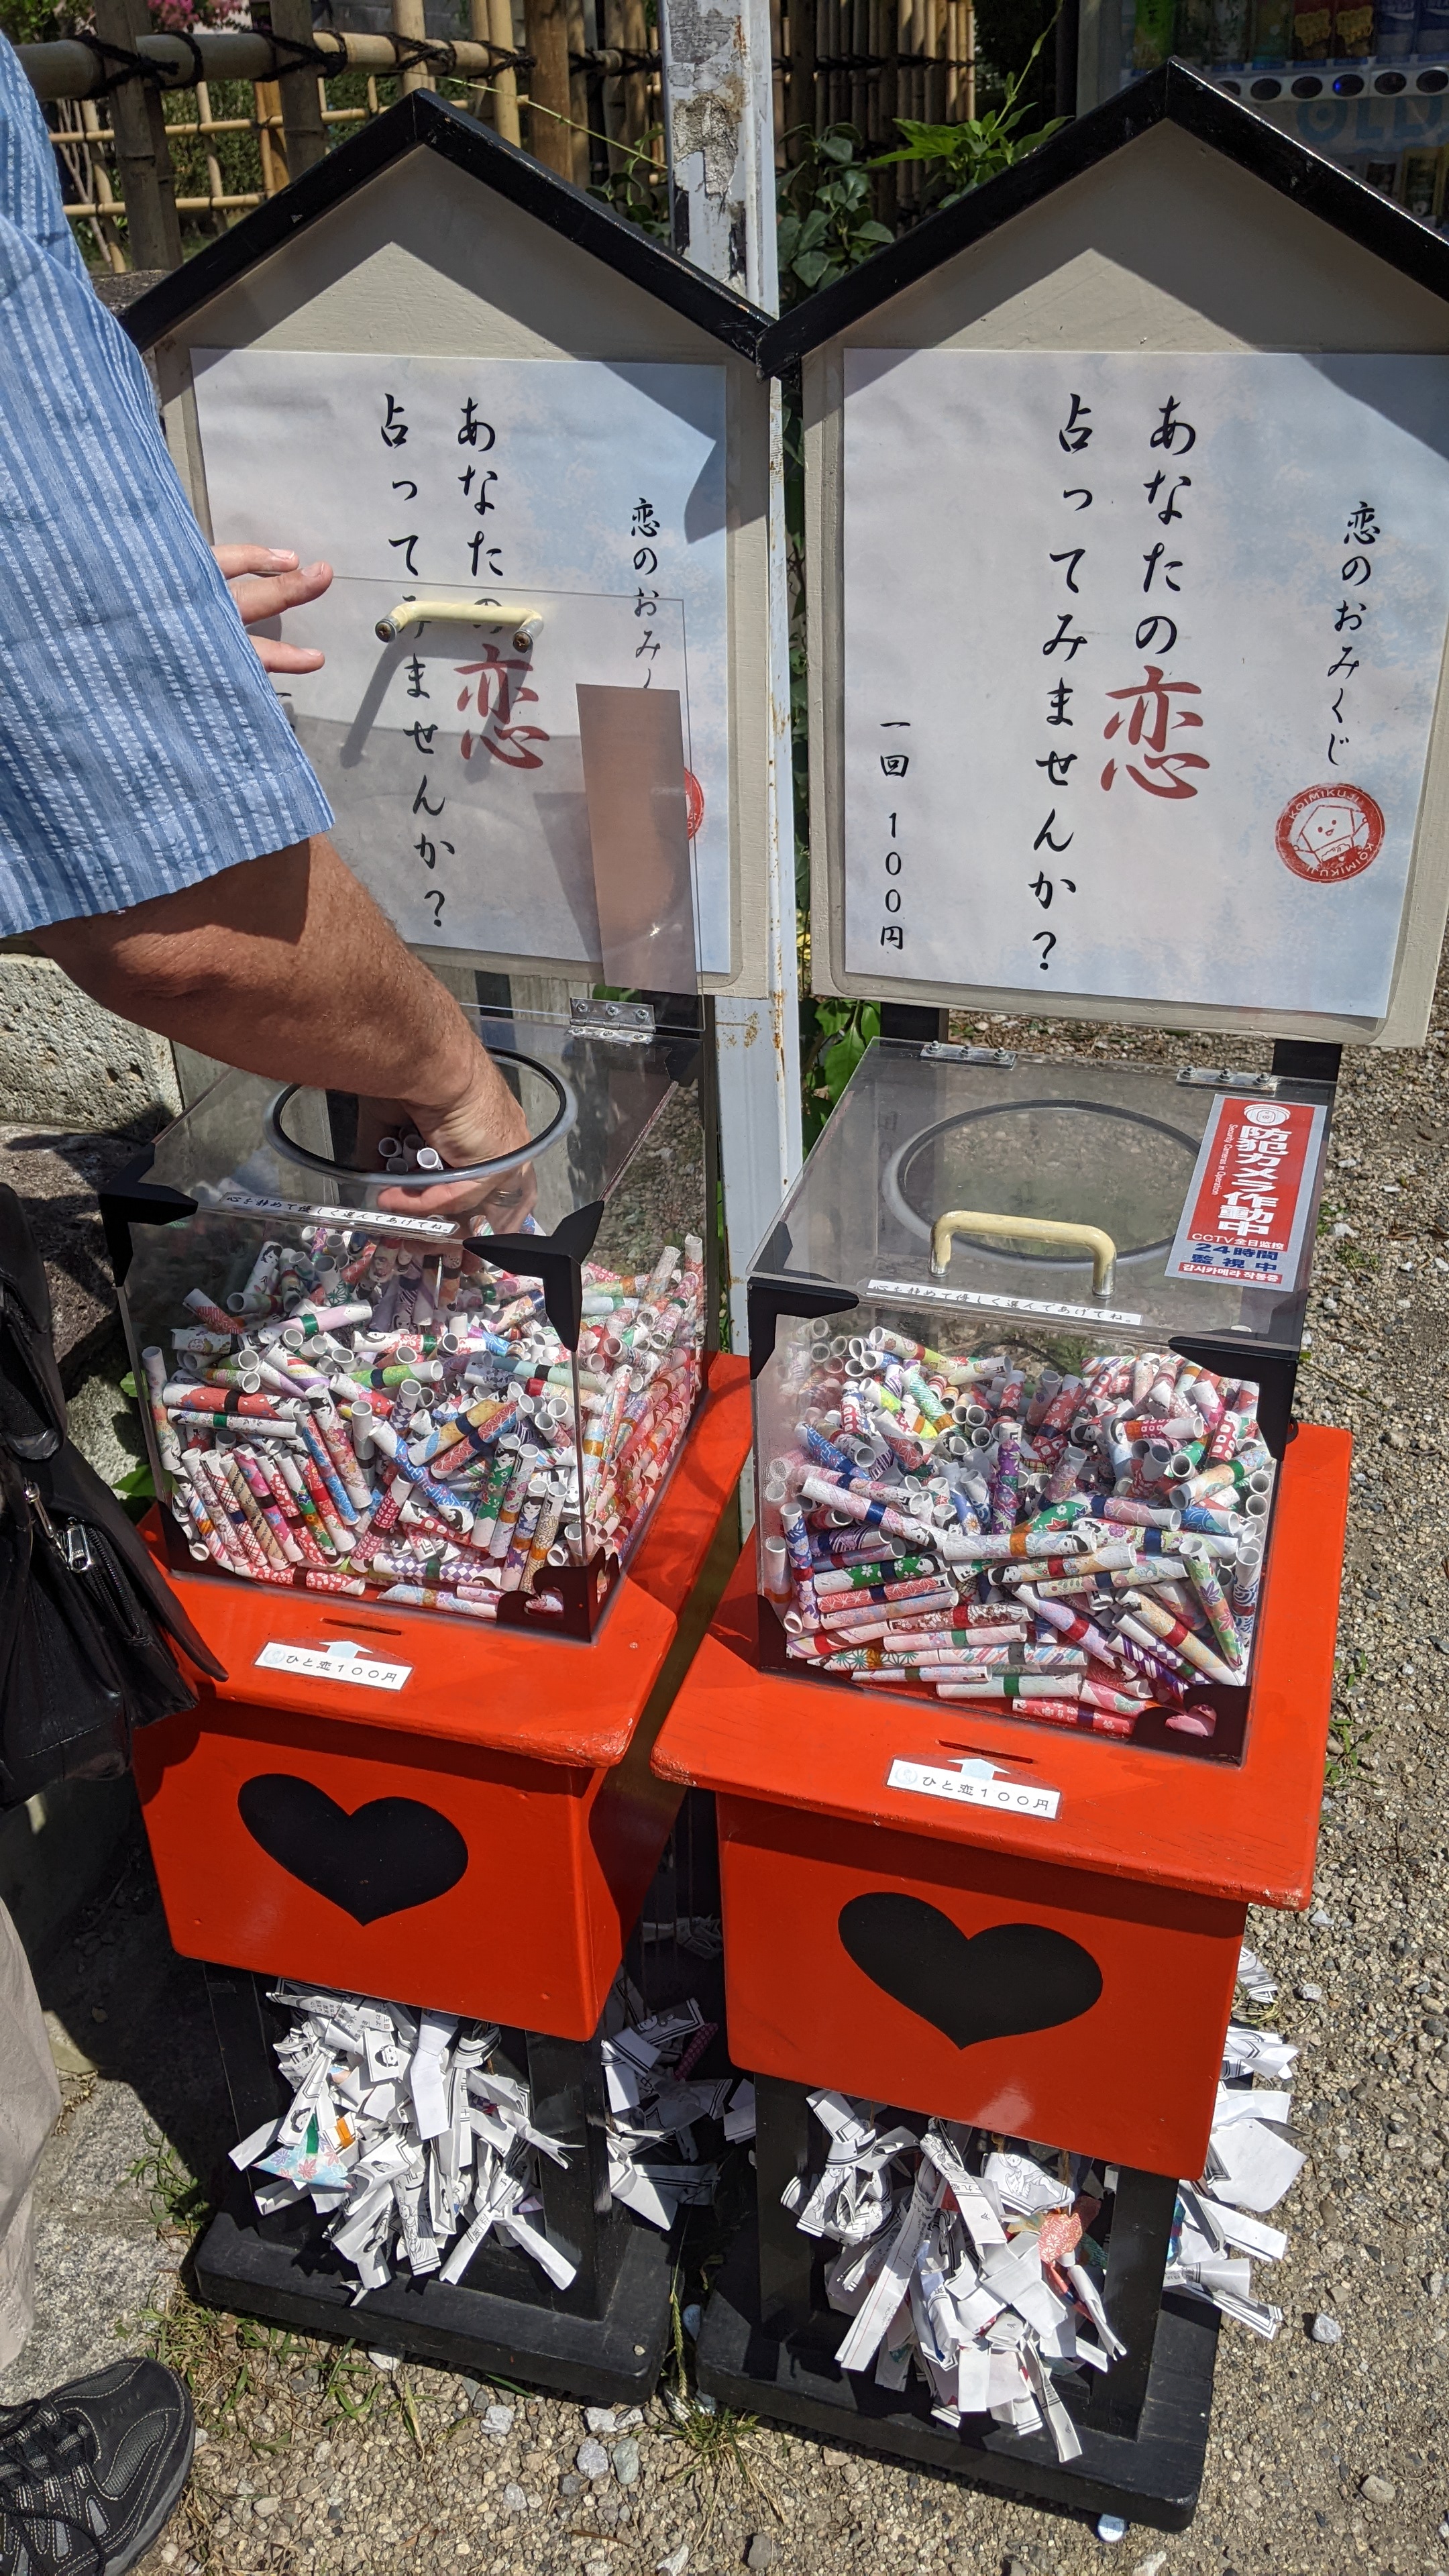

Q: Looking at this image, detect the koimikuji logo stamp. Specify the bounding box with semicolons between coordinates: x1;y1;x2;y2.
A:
1275;783;1385;883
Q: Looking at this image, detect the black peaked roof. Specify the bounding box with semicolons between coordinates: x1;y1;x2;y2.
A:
759;59;1449;374
123;88;769;362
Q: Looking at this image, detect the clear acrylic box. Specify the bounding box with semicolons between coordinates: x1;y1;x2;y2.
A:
747;1039;1335;1760
102;1001;708;1640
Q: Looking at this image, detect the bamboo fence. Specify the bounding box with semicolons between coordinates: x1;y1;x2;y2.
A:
19;0;977;274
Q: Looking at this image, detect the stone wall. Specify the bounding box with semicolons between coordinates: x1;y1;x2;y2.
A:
0;955;180;1131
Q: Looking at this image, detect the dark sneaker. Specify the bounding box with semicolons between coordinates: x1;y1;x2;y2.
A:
0;2357;194;2576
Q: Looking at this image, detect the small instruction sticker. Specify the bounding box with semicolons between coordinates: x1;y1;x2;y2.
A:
867;1278;1144;1328
888;1755;1061;1821
255;1638;412;1691
217;1191;457;1240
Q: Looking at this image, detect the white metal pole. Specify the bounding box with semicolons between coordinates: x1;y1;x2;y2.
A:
660;0;804;1349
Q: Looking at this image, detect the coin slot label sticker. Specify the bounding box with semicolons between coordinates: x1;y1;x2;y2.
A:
256;1638;413;1691
888;1754;1061;1821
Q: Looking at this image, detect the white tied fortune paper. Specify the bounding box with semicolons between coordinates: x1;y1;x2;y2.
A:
794;1982;1309;2424
841;349;1449;1022
192;350;729;973
229;1976;727;2296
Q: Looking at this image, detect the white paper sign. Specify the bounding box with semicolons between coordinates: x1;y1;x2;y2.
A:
842;350;1449;1019
887;1755;1061;1819
256;1638;412;1690
192;350;729;972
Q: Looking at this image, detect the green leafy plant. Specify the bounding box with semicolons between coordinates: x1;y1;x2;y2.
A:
800;997;879;1149
594;129;672;240
777;126;894;301
871;13;1065;205
1326;1652;1375;1786
128;2136;212;2235
111;1368;156;1506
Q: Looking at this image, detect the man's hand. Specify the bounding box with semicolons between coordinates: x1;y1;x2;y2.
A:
35;837;539;1228
214;545;333;674
363;1059;539;1228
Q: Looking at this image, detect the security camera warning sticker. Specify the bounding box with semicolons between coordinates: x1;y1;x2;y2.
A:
1166;1095;1329;1293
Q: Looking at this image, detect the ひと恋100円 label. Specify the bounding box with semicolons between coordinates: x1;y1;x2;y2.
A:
888;1756;1061;1819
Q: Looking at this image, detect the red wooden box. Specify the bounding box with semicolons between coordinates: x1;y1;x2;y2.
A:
652;1422;1349;2176
133;1356;750;2038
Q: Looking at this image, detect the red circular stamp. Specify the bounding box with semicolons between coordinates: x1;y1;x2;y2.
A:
684;769;705;841
1275;783;1385;884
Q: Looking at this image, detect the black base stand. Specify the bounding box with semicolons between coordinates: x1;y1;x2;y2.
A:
696;2217;1218;2532
197;1964;672;2403
193;2186;670;2402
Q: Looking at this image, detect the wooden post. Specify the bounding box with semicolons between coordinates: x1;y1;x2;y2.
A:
254;78;288;193
566;0;590;181
785;0;814;155
78;97;127;270
467;0;495;122
392;0;435;94
264;0;328;176
601;0;625;169
489;0;523;140
523;0;574;172
91;0;182;270
875;0;898;223
620;0;649;170
193;80;226;230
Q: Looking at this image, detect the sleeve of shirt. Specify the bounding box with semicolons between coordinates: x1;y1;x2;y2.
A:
0;39;334;938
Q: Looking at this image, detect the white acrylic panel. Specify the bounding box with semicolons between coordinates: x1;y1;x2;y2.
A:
192;347;729;974
840;348;1449;1022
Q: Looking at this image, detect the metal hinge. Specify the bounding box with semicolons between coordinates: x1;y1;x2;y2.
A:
570;999;656;1045
920;1042;1017;1069
1175;1066;1280;1094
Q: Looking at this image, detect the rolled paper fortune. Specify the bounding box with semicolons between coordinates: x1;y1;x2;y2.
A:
1103;1496;1182;1529
1119;1592;1240;1686
931;1672;1082;1701
1181;1541;1245;1670
799;1474;930;1544
163;1406;297;1434
770;1338;1271;1739
935;1526;1077;1564
933;1689;1089;1723
141;1348;182;1479
1230;1542;1263;1617
162;1383;285;1418
183;1287;245;1337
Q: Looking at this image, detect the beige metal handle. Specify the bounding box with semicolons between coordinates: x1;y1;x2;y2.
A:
375;598;543;651
931;1208;1118;1297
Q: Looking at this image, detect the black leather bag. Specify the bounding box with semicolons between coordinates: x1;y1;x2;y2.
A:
0;1183;225;1805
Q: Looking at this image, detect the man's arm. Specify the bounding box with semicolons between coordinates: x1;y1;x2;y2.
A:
34;837;533;1214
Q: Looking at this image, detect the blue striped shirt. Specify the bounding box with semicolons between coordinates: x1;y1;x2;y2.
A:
0;36;332;935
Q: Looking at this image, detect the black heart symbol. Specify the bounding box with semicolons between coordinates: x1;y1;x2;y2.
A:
838;1893;1102;2050
238;1775;468;1925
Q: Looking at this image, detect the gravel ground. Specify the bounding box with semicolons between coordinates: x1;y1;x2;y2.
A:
8;989;1449;2575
